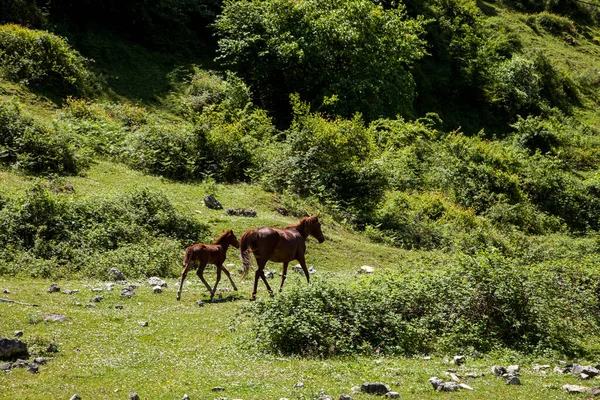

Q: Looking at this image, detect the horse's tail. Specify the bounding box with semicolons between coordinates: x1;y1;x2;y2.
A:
240;230;257;279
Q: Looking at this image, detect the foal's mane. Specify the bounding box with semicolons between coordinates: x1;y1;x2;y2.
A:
214;230;232;244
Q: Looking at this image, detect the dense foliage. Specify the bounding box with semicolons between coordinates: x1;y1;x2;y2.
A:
0;183;208;278
246;252;600;357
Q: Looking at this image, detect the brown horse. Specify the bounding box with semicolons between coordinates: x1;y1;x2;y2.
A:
176;230;240;301
240;214;325;301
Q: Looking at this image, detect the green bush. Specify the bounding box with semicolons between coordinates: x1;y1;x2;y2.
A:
527;11;577;35
0;100;86;174
246;253;600;357
0;183;208;278
0;0;45;27
0;24;95;95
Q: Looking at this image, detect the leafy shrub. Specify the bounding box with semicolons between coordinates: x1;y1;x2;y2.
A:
0;24;95;95
0;0;45;27
0;100;86;174
216;0;426;122
526;11;577;35
246;253;600;357
0;183;208;278
259;96;386;214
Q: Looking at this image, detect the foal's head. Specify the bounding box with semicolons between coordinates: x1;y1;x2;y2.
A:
217;229;240;249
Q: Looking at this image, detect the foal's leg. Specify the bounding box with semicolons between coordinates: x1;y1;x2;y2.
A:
278;261;289;293
177;261;193;301
221;265;238;291
210;264;223;300
196;262;214;296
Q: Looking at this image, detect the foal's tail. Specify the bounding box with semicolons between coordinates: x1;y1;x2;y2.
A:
183;246;194;270
239;230;258;279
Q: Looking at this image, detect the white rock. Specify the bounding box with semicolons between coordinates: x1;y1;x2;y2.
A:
358;265;374;274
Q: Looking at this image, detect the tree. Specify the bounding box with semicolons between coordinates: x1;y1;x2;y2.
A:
215;0;426;123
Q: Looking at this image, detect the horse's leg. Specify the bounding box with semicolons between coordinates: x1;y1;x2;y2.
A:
259;267;274;297
278;261;289;293
251;269;260;301
210;264;223;300
196;262;213;297
297;254;310;284
221;265;238;291
176;261;192;301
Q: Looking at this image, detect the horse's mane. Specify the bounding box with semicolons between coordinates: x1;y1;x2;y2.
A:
214;230;232;244
285;215;317;230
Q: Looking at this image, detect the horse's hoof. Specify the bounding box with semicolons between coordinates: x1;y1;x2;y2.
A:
249;296;256;301
268;292;274;298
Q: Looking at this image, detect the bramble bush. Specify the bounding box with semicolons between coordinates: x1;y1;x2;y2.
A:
246;253;600;357
0;183;208;278
0;24;96;95
0;100;86;174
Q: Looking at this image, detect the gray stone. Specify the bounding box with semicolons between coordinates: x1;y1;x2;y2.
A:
459;383;474;391
226;208;257;217
0;362;11;370
204;194;223;210
27;363;39;374
44;314;68;322
385;392;400;398
358;265;374;274
196;300;204;307
61;289;74;295
70;395;82;400
506;376;521;385
46;343;58;353
438;382;460;392
449;373;460;382
491;366;506;376
581;366;599;378
92;296;102;302
85;303;96;308
554;366;570;374
109;267;125;281
562;384;591;394
507;365;520;374
12;359;29;368
14;331;23;338
265;271;275;279
339;395;353;400
211;387;225;392
361;382;391;395
466;373;483;378
453;355;465;365
581;373;591;380
152;285;163;293
129;393;140;400
147;277;167;288
428;377;444;391
181;395;190;400
0;338;28;360
48;284;60;293
92;288;103;292
34;357;49;365
293;382;304;389
138;321;148;327
3;289;9;294
533;364;551;372
121;287;135;298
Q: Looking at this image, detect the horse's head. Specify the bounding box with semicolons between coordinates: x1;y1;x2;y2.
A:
309;213;325;243
228;230;240;249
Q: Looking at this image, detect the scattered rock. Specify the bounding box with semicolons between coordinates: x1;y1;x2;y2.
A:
85;303;96;308
73;302;82;306
92;288;103;292
61;289;74;295
121;287;135;298
265;271;275;279
506;376;521;385
361;382;391;395
211;387;225;392
385;392;400;398
70;395;82;400
3;289;9;294
104;283;114;291
92;296;102;302
581;373;591;380
533;364;551;372
115;305;124;310
109;267;126;281
129;393;140;400
573;364;599;378
147;277;167;288
44;314;68;322
48;284;60;293
459;383;474;391
275;207;289;216
34;357;49;365
358;265;374;274
562;384;591;394
27;363;39;374
507;365;520;374
14;331;23;338
308;266;317;274
226;208;257;217
0;338;29;360
196;300;205;307
449;373;460;382
182;395;190;400
453;355;465;366
293;382;304;389
138;322;148;327
554;366;570;374
491;366;507;376
153;285;163;293
46;343;58;353
12;359;29;368
429;377;444;391
466;373;483;378
204;194;223;210
0;362;11;370
339;395;353;400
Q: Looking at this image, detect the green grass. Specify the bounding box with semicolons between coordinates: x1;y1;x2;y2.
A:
1;277;597;400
